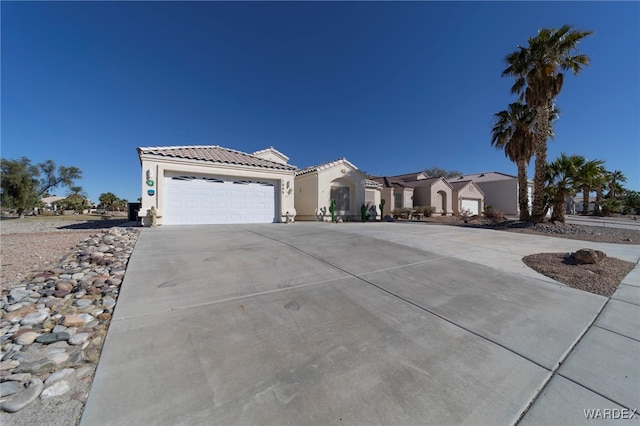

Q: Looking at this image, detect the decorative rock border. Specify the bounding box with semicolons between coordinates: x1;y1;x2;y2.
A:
1;227;139;423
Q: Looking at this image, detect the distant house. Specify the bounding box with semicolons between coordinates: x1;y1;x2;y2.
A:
369;176;414;214
451;172;532;217
294;158;381;221
404;177;454;216
41;196;66;211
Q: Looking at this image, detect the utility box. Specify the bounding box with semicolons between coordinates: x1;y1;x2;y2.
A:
128;203;142;222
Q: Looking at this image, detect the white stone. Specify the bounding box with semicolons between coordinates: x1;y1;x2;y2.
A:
45;368;75;385
40;380;71;399
69;332;90;345
48;352;70;365
20;311;48;326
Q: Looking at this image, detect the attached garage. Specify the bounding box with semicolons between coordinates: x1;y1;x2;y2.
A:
137;146;297;227
450;180;485;216
164;175;276;225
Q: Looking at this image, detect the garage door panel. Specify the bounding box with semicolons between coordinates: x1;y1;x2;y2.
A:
164;176;276;225
461;199;480;215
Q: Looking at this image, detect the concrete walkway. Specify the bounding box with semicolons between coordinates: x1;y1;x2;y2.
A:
81;222;639;425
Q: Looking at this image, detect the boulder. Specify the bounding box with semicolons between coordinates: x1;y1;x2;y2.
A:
573;248;606;265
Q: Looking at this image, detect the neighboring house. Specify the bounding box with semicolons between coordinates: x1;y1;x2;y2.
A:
369;176;414;214
136;145;297;226
41;196;66;211
404;177;454;215
570;195;596;214
294;158;381;221
451;172;532;217
449;180;485;215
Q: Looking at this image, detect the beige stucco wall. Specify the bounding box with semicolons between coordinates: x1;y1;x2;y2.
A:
412;185;432;208
402;188;413;209
294;163;368;221
138;155;296;226
380;188;394;213
475;180;518;216
294;173;319;221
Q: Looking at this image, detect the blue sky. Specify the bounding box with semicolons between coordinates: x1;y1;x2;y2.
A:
2;1;639;203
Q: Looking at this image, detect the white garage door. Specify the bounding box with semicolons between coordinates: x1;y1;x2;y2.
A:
164;175;276;225
461;199;480;215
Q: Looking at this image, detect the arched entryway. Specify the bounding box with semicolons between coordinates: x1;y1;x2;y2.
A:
437;190;447;214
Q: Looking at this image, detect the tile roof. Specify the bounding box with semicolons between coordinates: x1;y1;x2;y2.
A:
370;176;413;189
295;158;360;176
449;180;473;191
252;146;290;163
453;171;517;183
137;145;297;171
392;171;428;182
402;176;453;189
364;179;382;188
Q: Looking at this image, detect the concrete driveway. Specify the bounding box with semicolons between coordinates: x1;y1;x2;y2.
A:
81;222;640;425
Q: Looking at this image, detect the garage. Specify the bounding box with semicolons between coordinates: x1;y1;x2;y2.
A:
137;145;297;227
164;175;276;225
461;198;481;215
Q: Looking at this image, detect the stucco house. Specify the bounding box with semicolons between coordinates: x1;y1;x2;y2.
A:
404;177;454;215
451;172;532;217
369;176;414;214
294;158;381;221
136;145;297;226
449;180;485;215
41;196;67;211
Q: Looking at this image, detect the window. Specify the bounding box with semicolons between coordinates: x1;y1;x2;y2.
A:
394;190;403;208
330;185;350;211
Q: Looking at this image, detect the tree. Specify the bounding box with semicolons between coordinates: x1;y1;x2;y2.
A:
605;170;627;200
113;198;128;211
59;186;90;213
1;157;82;218
491;101;538;221
546;153;582;223
575;158;605;215
422;167;462;179
621;190;640;215
99;192;118;210
503;25;592;223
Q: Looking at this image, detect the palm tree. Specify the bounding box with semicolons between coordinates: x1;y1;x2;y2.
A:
605;170;627;200
99;192;117;211
546;153;582;223
575;158;605;215
592;166;608;215
503;25;592;223
491;101;536;221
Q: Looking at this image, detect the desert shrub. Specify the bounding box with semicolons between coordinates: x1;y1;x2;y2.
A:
458;208;473;219
392;207;411;218
422;206;435;217
600;199;622;216
484;206;505;222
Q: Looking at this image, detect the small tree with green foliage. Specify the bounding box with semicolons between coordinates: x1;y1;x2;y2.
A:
1;157;82;218
99;192;118;210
